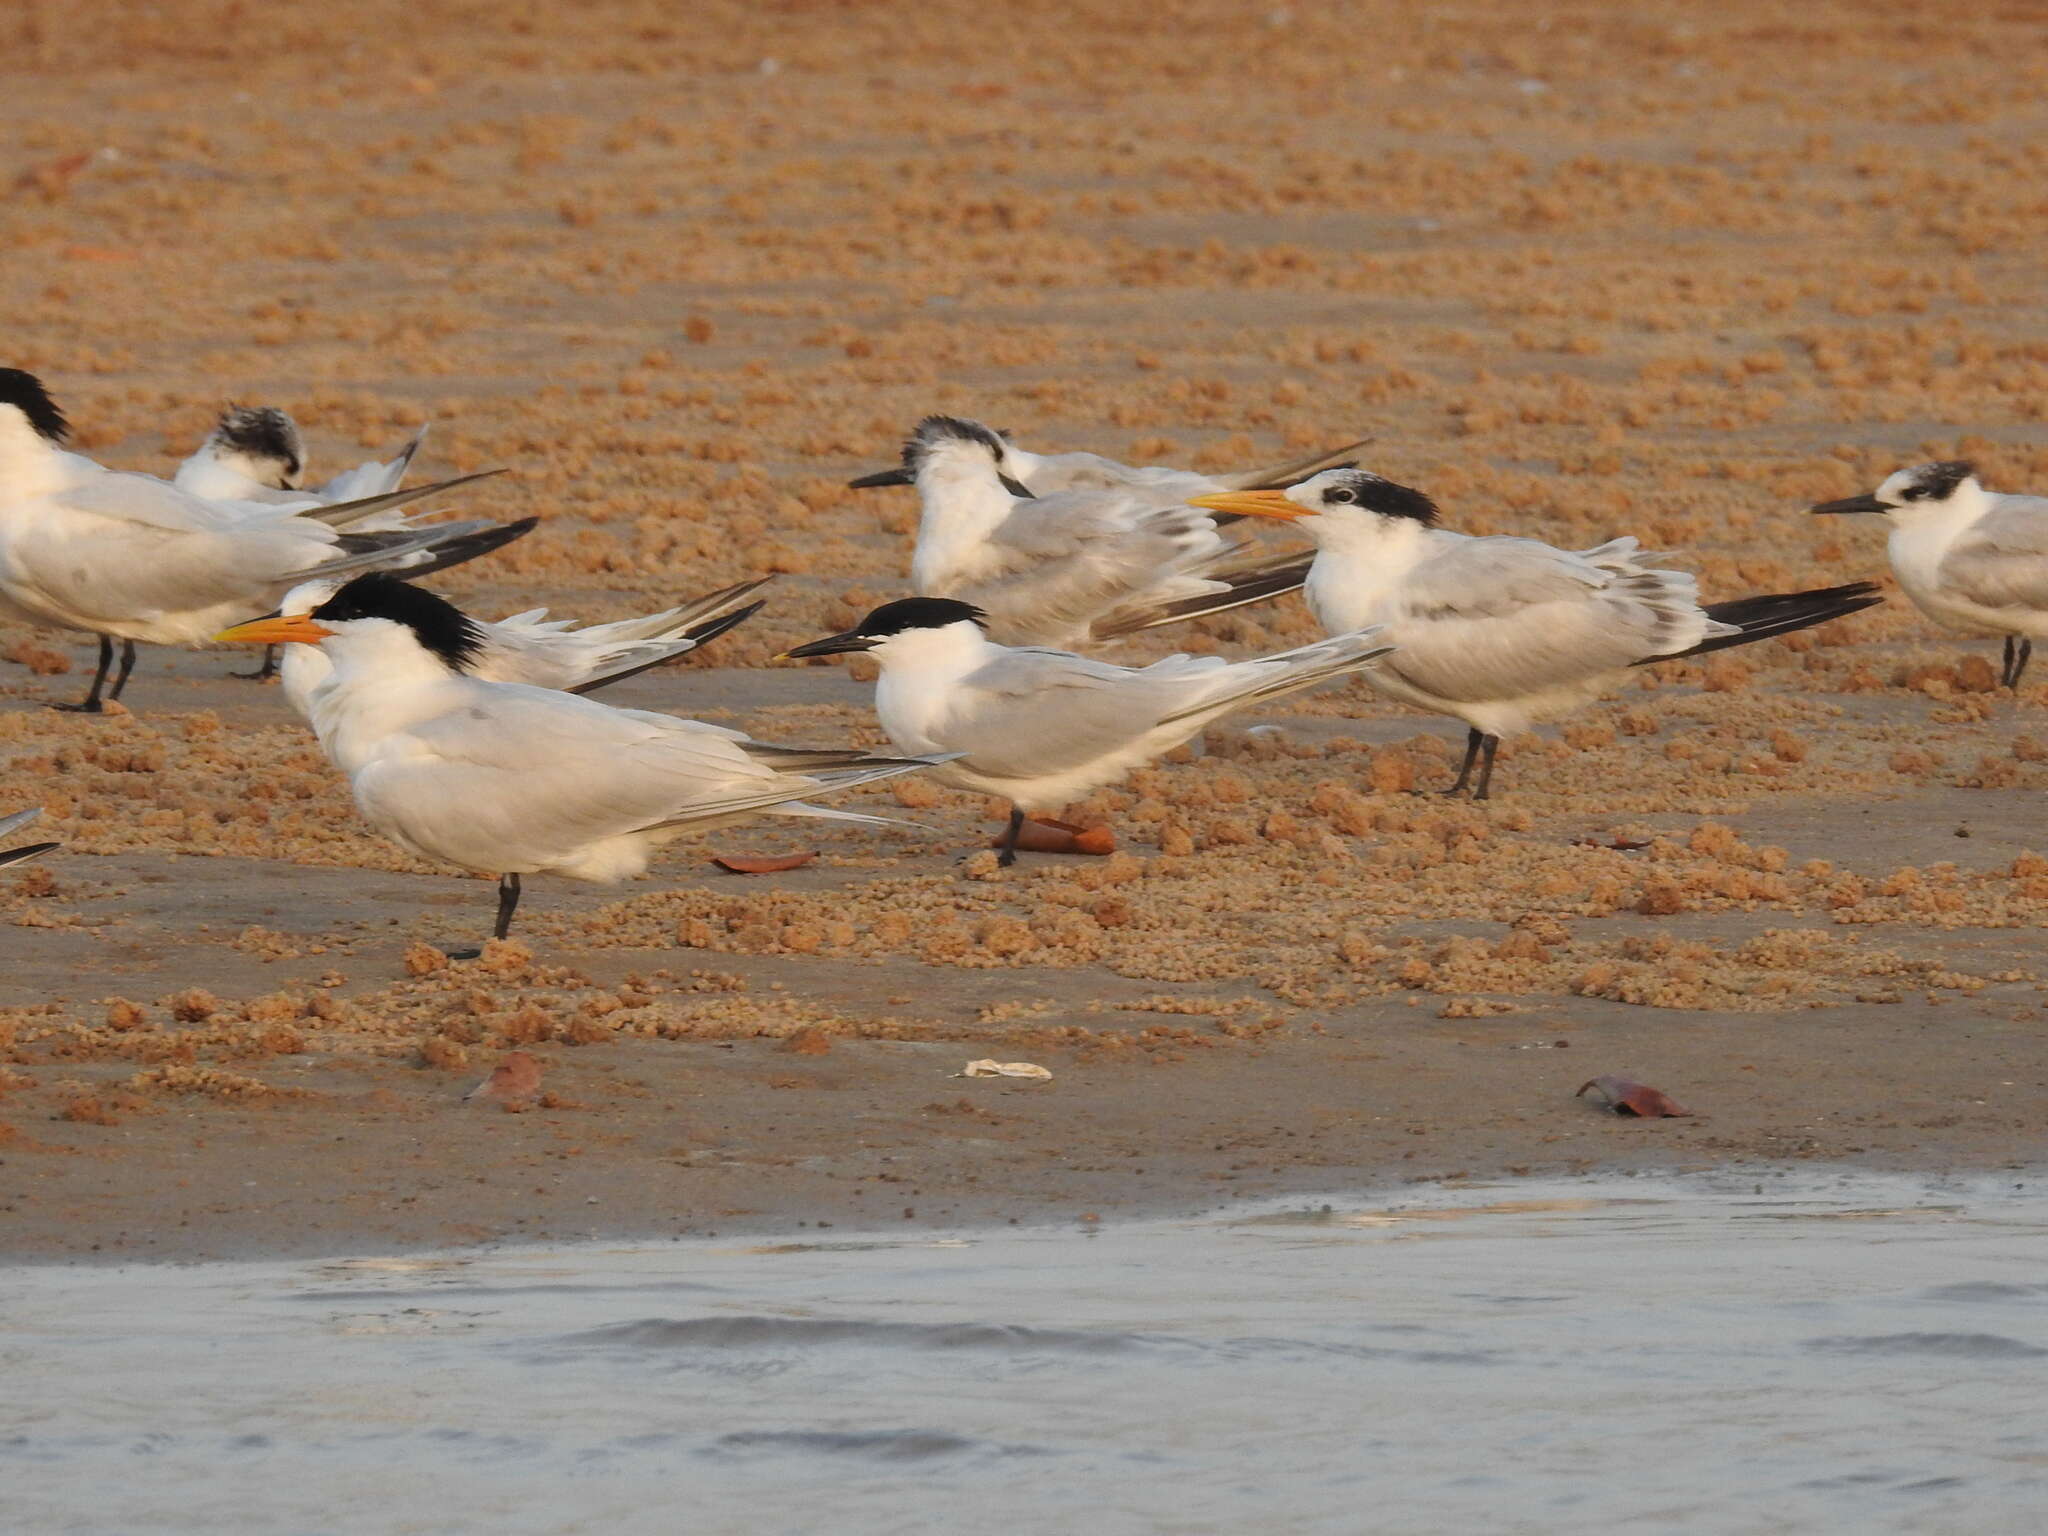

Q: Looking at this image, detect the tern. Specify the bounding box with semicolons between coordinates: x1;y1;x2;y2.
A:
273;574;771;728
1190;470;1883;798
0;808;59;868
782;596;1394;864
177;405;435;679
1812;460;2048;689
174;405;429;508
851;424;1371;499
215;574;949;952
0;369;520;712
888;415;1315;648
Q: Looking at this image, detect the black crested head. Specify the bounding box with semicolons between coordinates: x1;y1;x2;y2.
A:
1898;459;1975;503
856;596;989;637
901;415;1007;478
1317;469;1439;525
214;405;305;482
0;368;69;445
310;572;486;671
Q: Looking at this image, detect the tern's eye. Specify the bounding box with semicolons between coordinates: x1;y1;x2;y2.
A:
1900;486;1927;501
1326;487;1356;505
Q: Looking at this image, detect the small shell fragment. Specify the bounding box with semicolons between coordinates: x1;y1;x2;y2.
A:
958;1059;1053;1081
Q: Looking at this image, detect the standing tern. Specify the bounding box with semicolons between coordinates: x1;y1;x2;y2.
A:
0;808;59;868
1190;469;1883;798
215;574;949;952
891;415;1314;648
177;405;435;679
175;405;430;508
0;369;519;712
272;574;771;728
782;596;1394;864
1812;460;2048;689
851;424;1371;499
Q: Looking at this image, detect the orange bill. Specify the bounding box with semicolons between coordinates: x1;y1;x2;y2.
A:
1186;489;1309;520
213;615;335;646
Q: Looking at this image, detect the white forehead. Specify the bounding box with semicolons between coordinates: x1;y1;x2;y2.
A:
1285;468;1351;506
280;578;344;616
1875;466;1918;502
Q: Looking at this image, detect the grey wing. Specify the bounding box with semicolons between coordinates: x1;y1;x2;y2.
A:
958;492;1229;643
5;498;338;625
940;649;1224;780
1383;538;1707;701
1937;500;2048;610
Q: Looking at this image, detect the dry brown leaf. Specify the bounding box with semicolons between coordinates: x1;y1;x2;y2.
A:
1575;1075;1694;1118
710;851;818;874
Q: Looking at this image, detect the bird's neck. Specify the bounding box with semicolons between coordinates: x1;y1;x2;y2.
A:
873;628;996;747
1304;517;1436;630
310;635;465;772
912;470;1019;590
0;415;68;501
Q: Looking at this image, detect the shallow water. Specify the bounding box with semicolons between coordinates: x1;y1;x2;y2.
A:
7;1167;2048;1535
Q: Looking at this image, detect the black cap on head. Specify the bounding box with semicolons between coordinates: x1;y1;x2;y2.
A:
0;368;69;445
856;596;988;636
1317;469;1439;525
311;572;485;671
902;415;1006;476
780;596;987;660
214;405;305;482
1898;459;1974;502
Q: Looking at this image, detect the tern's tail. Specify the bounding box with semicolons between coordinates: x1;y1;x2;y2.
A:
1211;438;1373;494
1158;628;1396;729
1640;582;1883;664
565;581;773;694
645;753;958;834
0;808;57;868
298;467;508;530
320;516;538;585
1092;548;1313;640
312;424;430;503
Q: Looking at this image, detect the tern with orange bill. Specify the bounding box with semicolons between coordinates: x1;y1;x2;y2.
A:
215;574;950;954
0;369;522;713
1812;460;2048;690
271;574;770;730
1190;469;1883;798
885;415;1318;649
782;596;1394;864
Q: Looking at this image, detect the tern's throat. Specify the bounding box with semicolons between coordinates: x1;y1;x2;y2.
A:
871;624;997;752
0;412;66;500
308;627;470;774
1302;515;1437;632
911;466;1022;592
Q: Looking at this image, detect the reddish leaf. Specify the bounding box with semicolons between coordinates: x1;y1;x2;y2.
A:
710;850;818;874
998;818;1118;856
1576;1075;1693;1117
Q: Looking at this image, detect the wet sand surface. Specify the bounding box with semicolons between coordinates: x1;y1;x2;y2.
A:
4;1;2048;1260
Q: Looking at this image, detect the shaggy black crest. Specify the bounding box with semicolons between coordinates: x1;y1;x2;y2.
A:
215;405;305;481
311;572;486;671
901;414;1007;475
1319;470;1439;525
856;596;990;636
0;368;70;444
1899;460;1975;502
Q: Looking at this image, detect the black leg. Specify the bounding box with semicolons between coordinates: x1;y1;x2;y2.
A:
1441;728;1484;795
231;645;282;682
1472;735;1502;800
443;873;523;961
52;636;114;713
996;806;1026;868
2009;638;2033;692
493;873;522;940
106;640;138;702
